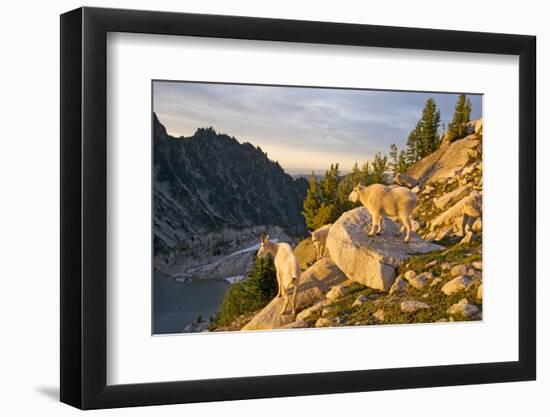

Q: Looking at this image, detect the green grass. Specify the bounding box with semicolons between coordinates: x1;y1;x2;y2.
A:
296;239;482;328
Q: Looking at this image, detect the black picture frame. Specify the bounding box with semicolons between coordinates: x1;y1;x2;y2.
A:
60;6;536;410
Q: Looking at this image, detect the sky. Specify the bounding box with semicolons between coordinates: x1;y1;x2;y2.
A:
153;81;482;175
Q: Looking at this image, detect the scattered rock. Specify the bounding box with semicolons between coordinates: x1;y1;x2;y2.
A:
477;284;483;301
472;218;482;233
296;299;332;321
447;298;481;318
436;226;454;241
389;276;409;296
472;261;482;270
460;231;475;244
424;231;437;241
426;260;437;268
280;320;309;329
441;262;452;271
461;165;475;176
441;275;471;296
326;282;351;300
429;192;482;232
372;309;385;322
450;264;469;277
436;318;449;322
407;271;434;289
315;317;335;328
322;306;338;317
430;277;443;287
393;173;418;188
433;185;472;210
326;207;443;292
422;185;435;195
352;294;370;307
401;300;431;313
404;270;416;281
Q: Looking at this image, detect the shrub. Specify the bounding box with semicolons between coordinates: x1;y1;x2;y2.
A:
212;256;277;327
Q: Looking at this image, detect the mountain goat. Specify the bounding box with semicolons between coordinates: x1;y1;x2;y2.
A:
310;224;332;260
257;234;301;316
349;183;418;243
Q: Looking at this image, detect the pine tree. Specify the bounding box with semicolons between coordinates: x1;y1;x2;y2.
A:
213;256;277;327
302;172;321;230
360;161;371;185
406;121;422;164
419;98;441;156
245;256;277;301
351;162;361;184
321;163;340;203
371;153;389;184
447;94;472;141
396;150;408;174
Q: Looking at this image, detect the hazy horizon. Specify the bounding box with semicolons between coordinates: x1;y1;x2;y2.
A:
153;81;482;175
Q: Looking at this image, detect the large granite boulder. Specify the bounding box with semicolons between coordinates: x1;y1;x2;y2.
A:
325;207;443;291
242;258;347;330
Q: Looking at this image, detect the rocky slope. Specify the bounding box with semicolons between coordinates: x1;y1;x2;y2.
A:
231;119;483;331
153;114;308;254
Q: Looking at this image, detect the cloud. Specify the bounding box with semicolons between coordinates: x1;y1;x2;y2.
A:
153;81;482;174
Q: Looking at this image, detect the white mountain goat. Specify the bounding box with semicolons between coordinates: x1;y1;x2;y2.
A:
310;224;332;260
257;234;301;316
348;183;418;243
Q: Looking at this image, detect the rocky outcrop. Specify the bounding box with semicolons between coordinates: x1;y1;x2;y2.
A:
433;185;472;210
407;129;482;185
326;207;443;291
429;192;482;233
393;173;418;188
242;258;347;330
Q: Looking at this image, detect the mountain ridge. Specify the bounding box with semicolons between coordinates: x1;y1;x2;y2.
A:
153;114;308;253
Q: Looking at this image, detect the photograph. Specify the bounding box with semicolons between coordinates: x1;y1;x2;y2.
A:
152;81;483;334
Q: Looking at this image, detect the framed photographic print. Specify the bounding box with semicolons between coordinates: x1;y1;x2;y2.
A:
60;6;536;409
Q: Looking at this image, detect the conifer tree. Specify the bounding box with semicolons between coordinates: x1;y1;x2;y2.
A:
245;256;277;301
321;163;340;203
396;150;408;174
447;94;472;141
302;172;321;230
420;98;441;156
360;161;371;185
371;153;389;184
212;256;277;327
406;121;422;164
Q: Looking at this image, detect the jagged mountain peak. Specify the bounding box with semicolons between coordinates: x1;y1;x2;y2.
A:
153;115;308;254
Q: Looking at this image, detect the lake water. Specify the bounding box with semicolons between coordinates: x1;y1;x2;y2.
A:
153;270;230;334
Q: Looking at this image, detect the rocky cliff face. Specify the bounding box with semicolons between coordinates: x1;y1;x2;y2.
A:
153;114;308;254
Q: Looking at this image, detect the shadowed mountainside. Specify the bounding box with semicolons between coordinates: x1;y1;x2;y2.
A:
153;114;308;253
